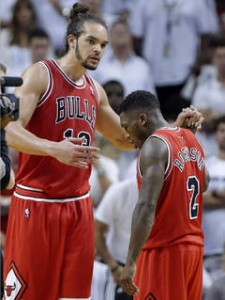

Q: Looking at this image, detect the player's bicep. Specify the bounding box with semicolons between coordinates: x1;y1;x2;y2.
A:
139;138;168;205
14;63;48;127
203;167;210;192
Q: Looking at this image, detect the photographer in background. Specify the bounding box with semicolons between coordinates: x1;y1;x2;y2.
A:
0;62;20;299
0;62;16;191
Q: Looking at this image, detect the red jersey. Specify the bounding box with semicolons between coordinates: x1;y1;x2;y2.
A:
137;127;206;249
16;60;99;199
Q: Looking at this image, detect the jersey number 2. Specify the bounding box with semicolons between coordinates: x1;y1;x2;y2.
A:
187;176;200;220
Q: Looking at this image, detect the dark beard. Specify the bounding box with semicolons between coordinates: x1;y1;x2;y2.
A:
75;42;98;71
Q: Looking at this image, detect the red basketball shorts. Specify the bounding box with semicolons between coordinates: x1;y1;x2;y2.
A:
3;193;95;300
134;244;203;300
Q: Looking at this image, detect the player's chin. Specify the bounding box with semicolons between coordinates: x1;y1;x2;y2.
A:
130;141;139;149
86;63;98;71
86;59;100;70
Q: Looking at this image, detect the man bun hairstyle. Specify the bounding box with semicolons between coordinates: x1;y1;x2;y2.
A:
63;2;107;53
69;2;91;21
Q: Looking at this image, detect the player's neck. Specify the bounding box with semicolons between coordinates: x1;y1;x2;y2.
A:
56;54;86;81
153;114;172;131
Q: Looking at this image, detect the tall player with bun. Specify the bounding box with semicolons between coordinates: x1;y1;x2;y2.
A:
119;90;209;300
3;3;204;300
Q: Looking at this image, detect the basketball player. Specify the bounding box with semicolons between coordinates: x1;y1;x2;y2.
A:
119;91;209;300
3;3;204;300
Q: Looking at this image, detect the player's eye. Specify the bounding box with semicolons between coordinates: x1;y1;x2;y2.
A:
101;42;108;49
88;39;95;45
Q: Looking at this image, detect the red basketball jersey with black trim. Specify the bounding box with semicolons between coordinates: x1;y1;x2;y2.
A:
16;60;99;198
137;127;206;249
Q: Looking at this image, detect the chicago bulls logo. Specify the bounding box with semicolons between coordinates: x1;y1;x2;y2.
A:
5;282;16;297
4;262;27;299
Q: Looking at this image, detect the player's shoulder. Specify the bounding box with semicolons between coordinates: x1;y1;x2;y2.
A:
89;77;104;94
19;61;49;93
23;60;49;78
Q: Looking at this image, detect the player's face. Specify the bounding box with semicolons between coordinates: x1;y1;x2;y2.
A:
75;22;108;70
120;111;147;149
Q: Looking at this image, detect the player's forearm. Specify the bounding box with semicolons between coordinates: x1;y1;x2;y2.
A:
5;122;56;156
126;202;154;265
113;137;135;150
101;130;134;150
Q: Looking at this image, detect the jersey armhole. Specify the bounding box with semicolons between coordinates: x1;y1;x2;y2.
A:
150;134;173;180
86;76;100;105
36;61;53;107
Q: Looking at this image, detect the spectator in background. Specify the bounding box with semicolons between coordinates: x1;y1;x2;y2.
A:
103;80;124;114
205;242;225;300
0;0;37;77
101;0;138;22
91;80;125;162
0;62;16;300
0;0;17;29
28;28;55;63
80;0;118;28
94;177;138;300
129;0;219;120
30;0;75;55
202;116;225;282
219;12;225;36
192;36;225;156
0;63;16;192
90;19;156;97
101;79;138;180
90;131;119;209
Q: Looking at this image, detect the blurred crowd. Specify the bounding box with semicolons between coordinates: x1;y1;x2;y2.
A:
1;0;225;299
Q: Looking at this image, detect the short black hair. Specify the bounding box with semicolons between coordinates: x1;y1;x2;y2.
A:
28;28;49;42
103;80;124;94
118;90;160;114
213;115;225;132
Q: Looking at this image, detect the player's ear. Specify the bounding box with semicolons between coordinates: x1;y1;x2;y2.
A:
67;34;76;49
139;113;148;126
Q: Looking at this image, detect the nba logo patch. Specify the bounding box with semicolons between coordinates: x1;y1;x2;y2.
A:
24;207;30;218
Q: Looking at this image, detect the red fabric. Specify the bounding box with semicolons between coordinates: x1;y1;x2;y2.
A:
137;127;206;249
16;59;99;198
134;244;203;300
4;195;94;299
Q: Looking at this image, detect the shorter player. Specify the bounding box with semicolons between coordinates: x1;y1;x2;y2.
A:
119;90;209;300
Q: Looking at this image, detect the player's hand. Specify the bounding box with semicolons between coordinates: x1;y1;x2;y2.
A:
50;137;100;169
120;263;139;296
174;105;204;131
